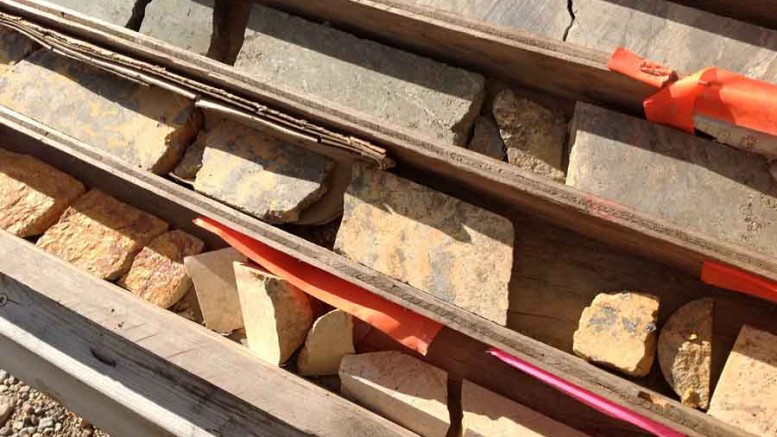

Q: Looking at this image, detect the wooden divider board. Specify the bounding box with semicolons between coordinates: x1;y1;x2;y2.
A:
0;231;412;437
0;96;750;436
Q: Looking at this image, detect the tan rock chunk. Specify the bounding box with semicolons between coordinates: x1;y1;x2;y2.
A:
506;148;565;183
462;380;588;437
339;352;449;437
184;248;247;333
37;189;168;280
0;149;84;237
658;298;713;409
0;51;201;174
194;120;335;224
297;310;355;376
335;164;514;324
234;262;314;365
492;89;566;176
573;292;659;377
709;325;777;436
118;230;204;308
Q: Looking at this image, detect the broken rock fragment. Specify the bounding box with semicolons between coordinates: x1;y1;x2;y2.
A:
194;120;335;224
37;189;168;280
119;230;204;308
297;309;355;376
184;248;247;333
339;352;449;437
0;149;85;237
573;292;659;377
467;116;505;160
708;325;777;436
0;51;201;174
235;3;484;146
492;89;566;179
461;380;588;437
657;298;713;409
172;131;207;182
234;262;314;365
334;164;514;324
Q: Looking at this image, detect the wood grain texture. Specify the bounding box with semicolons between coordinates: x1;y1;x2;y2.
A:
0;232;412;437
0;98;751;437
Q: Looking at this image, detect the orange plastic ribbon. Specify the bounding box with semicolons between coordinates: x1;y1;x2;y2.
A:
701;261;777;303
194;217;443;355
608;47;777;136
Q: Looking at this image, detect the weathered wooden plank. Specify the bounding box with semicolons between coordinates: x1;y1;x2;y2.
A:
0;232;412;437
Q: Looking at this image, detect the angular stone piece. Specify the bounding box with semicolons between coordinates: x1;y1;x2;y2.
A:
0;51;201;174
461;380;588;437
194;120;335;224
297;310;355;376
657;298;713;409
409;0;570;39
708;325;777;436
467;116;505;160
506;148;566;183
172;131;207;182
0;28;36;75
492;90;565;176
339;352;449;437
37;189;168;280
334;164;514;324
140;0;214;55
573;292;659;377
568;0;777;83
0;149;85;237
568;102;777;260
44;0;137;26
118;230;204;308
235;4;485;146
184;248;247;333
234;262;314;365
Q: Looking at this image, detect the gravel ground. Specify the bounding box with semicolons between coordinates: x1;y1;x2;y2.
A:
0;369;109;437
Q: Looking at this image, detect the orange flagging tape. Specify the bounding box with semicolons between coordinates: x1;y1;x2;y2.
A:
608;47;777;136
194;217;443;355
701;261;777;303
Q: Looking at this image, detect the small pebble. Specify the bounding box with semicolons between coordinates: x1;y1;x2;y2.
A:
0;372;7;382
38;418;53;430
0;427;9;436
0;386;7;394
54;423;61;432
18;386;29;394
6;377;15;386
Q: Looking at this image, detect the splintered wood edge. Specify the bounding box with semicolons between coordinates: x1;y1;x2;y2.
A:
0;107;751;437
0;232;412;437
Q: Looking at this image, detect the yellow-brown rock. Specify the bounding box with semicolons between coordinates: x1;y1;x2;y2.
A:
573;292;659;377
0;51;201;174
0;28;36;75
657;298;713;409
118;230;204;308
493;89;566;180
194;120;335;224
339;352;449;437
461;380;588;437
708;325;777;436
233;262;314;365
0;149;84;237
184;247;247;334
334;164;514;324
37;189;168;280
297;309;355;376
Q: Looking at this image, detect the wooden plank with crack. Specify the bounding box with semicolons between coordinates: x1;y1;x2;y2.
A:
0;232;412;437
0;93;750;437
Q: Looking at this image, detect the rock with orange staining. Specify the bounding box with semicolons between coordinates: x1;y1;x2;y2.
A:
334;163;514;324
0;51;201;174
573;292;659;377
194;120;335;224
0;149;85;237
37;189;169;280
119;230;204;308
